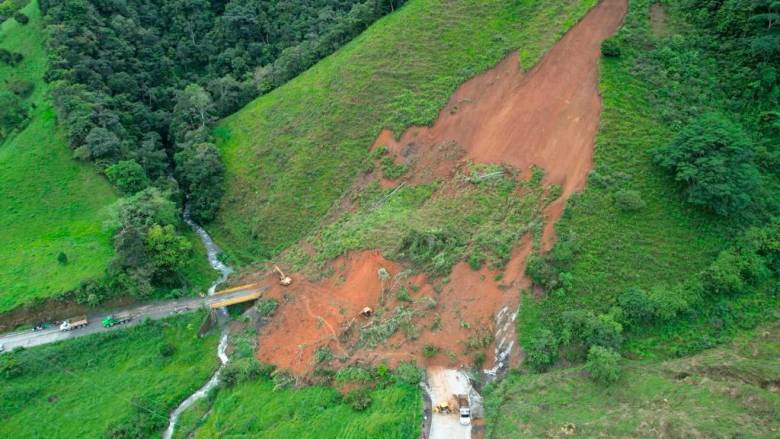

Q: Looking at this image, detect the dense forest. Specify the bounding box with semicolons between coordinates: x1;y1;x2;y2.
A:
30;0;405;300
521;0;780;377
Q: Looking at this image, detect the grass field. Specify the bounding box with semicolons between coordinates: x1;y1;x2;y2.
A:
485;321;780;438
211;0;597;263
187;380;420;438
0;312;220;438
0;1;118;313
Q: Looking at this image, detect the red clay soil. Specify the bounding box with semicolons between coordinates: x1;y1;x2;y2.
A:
257;0;627;374
374;0;627;250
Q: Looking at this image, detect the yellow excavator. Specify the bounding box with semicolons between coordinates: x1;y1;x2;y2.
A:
273;265;292;286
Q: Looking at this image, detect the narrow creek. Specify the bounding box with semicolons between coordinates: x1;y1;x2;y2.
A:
163;208;234;439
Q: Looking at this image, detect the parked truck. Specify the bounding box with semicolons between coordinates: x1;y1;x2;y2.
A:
456;394;471;426
102;312;132;328
59;315;88;331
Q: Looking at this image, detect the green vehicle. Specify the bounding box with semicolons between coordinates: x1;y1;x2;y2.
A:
101;313;132;328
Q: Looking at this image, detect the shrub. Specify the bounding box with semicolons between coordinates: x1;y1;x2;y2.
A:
652;112;760;217
314;346;333;364
618;287;656;325
345;387;373;411
524;328;558;372
468;251;484;270
473;351;487;369
601;37;622;57
13;11;28;24
57;252;68;265
335;366;372;383
380;155;407;179
648;284;694;321
0;352;23;379
7;78;33;97
587;314;624;351
423;345;439;358
0;90;27;138
586;345;621;385
256;298;279;318
613;189;646;211
396;287;412;302
158;343;176;358
394;361;423;385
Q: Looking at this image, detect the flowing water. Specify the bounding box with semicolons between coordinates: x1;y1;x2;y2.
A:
163;208;233;439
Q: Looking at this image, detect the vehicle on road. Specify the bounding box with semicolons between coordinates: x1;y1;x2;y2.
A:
60;316;88;331
0;343;4;352
456;394;471;426
102;313;132;328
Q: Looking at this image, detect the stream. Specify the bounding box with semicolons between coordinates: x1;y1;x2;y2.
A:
162;208;234;439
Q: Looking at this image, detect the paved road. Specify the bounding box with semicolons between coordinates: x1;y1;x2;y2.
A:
426;367;472;439
0;286;265;352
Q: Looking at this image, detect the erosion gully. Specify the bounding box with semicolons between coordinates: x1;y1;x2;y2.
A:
163;208;233;439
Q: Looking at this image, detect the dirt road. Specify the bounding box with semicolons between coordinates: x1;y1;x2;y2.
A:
0;286;265;352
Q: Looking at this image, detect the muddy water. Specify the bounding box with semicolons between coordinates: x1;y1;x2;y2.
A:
163;208;233;439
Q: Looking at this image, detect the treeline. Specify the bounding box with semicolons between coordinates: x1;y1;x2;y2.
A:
36;0;405;300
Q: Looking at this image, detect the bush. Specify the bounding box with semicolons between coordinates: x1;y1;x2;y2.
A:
345;387;373;411
396;287;412;302
256;298;279;318
423;345;439;358
0;352;23;379
525;328;558;372
314;346;333;364
158;343;175;357
13;11;28;24
394;361;423;385
7;79;34;97
618;287;656;325
221;357;264;387
652;112;760;217
601;37;622;57
0;90;27;138
380;155;407;179
473;351;487;369
648;284;694;321
613;189;646;211
57;252;68;265
586;345;621;385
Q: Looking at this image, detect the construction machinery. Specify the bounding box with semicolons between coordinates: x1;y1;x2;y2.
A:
59;315;88;331
102;312;132;328
273;265;292;286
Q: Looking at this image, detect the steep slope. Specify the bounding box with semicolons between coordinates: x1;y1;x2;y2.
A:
211;0;598;262
0;1;117;313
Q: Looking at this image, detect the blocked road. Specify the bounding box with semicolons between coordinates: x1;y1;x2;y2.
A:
426;367;472;439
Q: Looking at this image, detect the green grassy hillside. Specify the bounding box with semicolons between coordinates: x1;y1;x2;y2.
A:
0;1;117;313
185;380;420;438
485;321;780;438
211;0;597;262
0;312;220;438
